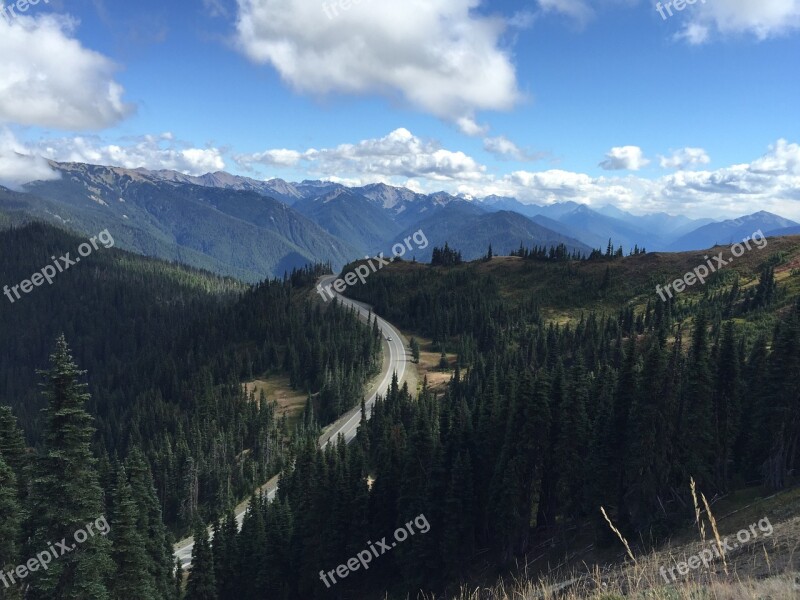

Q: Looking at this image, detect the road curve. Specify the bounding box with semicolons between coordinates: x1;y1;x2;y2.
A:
174;275;410;568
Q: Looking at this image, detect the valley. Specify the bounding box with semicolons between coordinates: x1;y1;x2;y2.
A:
2;3;800;598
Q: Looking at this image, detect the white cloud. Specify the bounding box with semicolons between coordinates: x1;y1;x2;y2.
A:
0;129;61;188
484;136;524;160
532;0;800;44
599;146;650;171
483;136;546;162
677;0;800;43
237;132;800;220
234;0;521;127
0;15;132;130
464;144;800;219
675;22;710;45
457;117;490;137
23;133;225;175
508;10;537;29
238;148;304;168
659;147;711;170
749;139;800;174
9;128;800;221
236;128;486;182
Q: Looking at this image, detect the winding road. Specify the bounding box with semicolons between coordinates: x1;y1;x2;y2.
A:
174;275;410;568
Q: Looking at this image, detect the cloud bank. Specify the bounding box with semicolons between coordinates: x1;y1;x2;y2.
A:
234;0;521;127
0;15;132;130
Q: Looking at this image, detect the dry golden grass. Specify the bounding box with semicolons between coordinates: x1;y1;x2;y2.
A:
424;569;800;600
411;337;460;394
242;376;306;422
412;485;800;600
416;524;799;600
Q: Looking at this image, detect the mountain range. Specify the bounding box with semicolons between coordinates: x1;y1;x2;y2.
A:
0;161;796;281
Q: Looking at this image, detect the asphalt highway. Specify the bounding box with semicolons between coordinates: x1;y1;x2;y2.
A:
174;275;409;568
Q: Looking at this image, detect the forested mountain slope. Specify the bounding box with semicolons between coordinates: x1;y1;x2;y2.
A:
212;238;800;599
4;163;362;281
0;222;381;537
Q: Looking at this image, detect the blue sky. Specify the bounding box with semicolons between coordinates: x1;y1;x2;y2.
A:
1;0;799;219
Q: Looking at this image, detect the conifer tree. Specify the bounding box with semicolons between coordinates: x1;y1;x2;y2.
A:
555;359;590;521
0;451;21;600
409;337;420;364
627;337;670;532
125;448;175;600
0;407;27;505
109;465;156;599
762;300;800;488
682;312;715;488
263;499;294;600
185;522;216;600
212;512;237;600
609;336;638;520
235;496;266;599
536;364;563;529
442;450;475;579
25;335;113;600
713;321;742;490
174;559;184;600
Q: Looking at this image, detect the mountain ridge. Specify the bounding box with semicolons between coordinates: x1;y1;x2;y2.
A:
9;161;800;280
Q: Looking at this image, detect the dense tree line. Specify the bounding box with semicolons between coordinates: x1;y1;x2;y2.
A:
510;242;586;261
3;225;796;599
345;266;533;355
211;251;798;599
430;243;463;267
0;337;175;599
0;223;380;535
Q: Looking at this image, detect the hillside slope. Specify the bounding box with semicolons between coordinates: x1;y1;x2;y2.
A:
9;163;361;280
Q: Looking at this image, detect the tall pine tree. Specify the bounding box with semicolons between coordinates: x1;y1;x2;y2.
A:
25;335;113;600
185;522;216;600
109;465;155;599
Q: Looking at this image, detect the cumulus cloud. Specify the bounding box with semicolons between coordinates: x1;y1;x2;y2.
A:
236;131;800;220
457;117;490;137
0;15;132;130
11;127;800;220
458;140;800;219
234;0;521;127
660;147;711;170
238;149;304;168
17;132;225;176
750;139;800;174
599;146;650;171
676;0;800;44
0;129;61;188
531;0;800;43
237;128;486;182
483;136;547;162
675;22;711;45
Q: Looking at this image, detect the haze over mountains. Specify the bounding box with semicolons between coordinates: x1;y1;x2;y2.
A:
1;161;796;281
